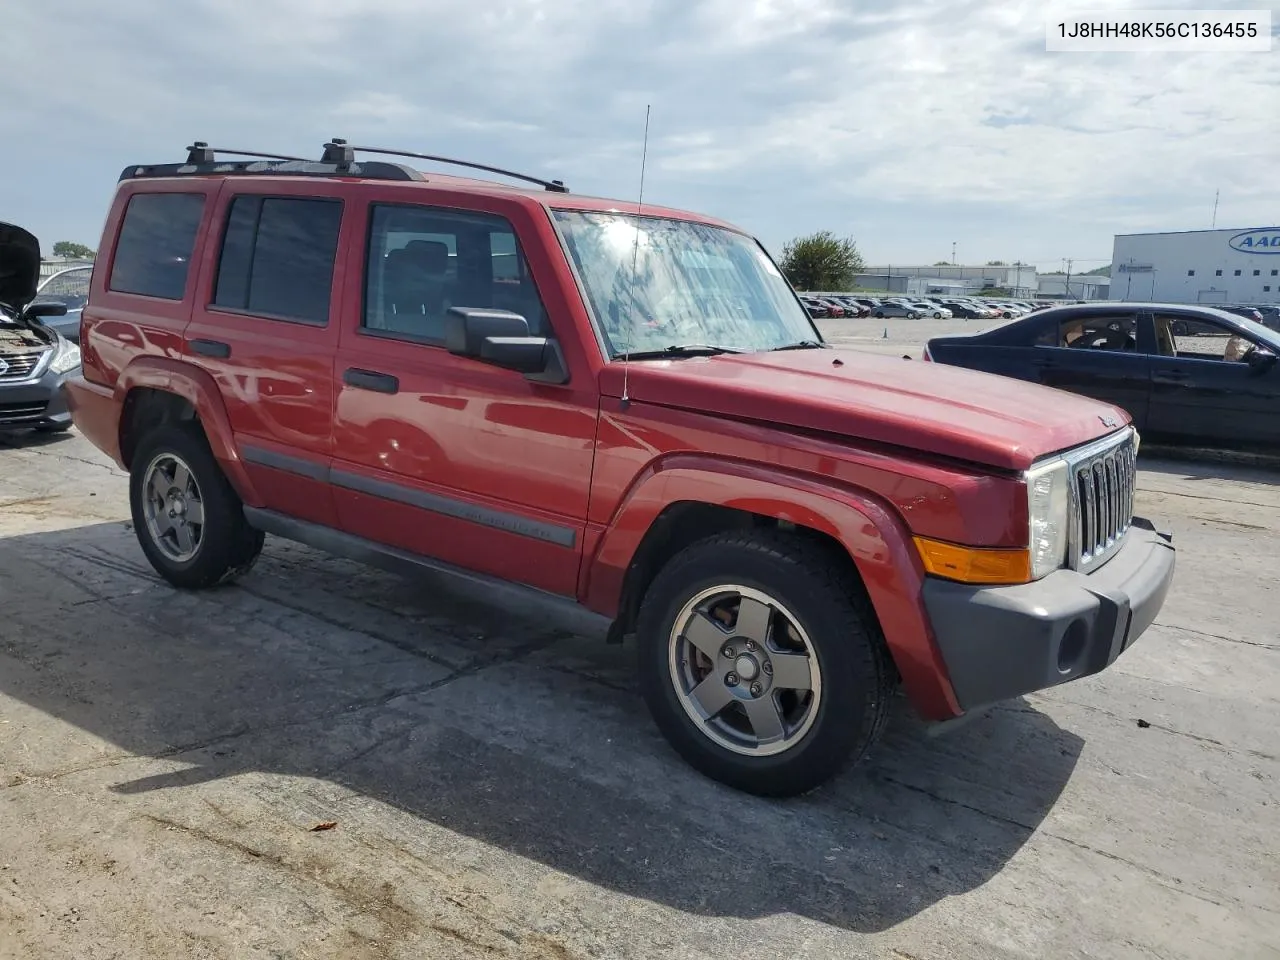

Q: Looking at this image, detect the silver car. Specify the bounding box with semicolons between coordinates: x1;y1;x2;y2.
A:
32;264;92;343
872;302;922;319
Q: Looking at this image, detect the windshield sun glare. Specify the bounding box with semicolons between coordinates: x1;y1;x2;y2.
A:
552;210;819;358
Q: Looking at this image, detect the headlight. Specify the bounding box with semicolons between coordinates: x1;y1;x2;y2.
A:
1026;457;1070;579
50;340;82;374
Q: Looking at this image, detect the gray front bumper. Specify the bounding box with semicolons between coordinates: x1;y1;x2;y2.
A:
0;365;75;426
923;518;1176;712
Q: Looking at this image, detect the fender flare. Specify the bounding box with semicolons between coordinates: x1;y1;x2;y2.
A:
115;356;263;507
584;454;962;721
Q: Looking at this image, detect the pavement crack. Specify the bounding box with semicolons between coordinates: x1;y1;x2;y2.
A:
1160;622;1278;651
4;446;123;474
234;583;463;672
881;775;1275;918
20;630;573;788
1037;694;1279;763
1143;488;1277;510
546;664;631;694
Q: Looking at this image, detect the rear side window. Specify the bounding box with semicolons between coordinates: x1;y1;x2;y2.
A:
1037;315;1137;350
213;196;342;325
108;193;206;299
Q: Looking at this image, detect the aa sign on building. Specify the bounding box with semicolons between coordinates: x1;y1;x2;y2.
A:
1111;226;1280;304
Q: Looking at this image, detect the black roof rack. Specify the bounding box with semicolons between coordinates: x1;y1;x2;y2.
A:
118;140;567;193
321;138;568;193
119;141;425;183
184;142;309;164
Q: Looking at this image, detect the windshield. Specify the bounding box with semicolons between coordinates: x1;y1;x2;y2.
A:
552;210;819;357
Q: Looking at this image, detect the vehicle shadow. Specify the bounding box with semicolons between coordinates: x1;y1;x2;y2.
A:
0;426;76;450
1140;450;1280;486
0;520;1084;934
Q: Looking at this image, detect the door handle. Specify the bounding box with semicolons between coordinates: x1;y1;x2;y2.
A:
343;368;400;394
188;338;231;359
1152;371;1187;384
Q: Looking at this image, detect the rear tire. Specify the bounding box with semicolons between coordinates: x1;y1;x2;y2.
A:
635;531;894;797
129;423;264;589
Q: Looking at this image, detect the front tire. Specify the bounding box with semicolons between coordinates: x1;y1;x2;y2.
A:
635;531;895;797
129;423;265;589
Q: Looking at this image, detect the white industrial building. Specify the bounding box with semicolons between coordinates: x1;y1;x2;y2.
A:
859;263;1039;298
1109;226;1280;304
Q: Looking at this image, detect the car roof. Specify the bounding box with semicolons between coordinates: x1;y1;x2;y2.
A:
1023;301;1250;324
119;146;744;234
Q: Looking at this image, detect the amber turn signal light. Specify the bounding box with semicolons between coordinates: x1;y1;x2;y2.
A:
914;537;1032;586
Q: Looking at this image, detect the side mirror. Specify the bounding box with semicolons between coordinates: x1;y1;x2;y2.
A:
444;307;567;384
1247;347;1277;373
25;300;68;318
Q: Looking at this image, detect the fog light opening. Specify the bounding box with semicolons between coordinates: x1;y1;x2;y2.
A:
1057;619;1088;675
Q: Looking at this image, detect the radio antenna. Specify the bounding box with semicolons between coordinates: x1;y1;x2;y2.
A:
620;104;651;408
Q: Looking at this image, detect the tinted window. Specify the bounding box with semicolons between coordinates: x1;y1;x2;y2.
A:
364;204;547;342
1038;314;1137;350
109;193;206;299
212;196;342;325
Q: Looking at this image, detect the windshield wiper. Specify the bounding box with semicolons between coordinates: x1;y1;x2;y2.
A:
770;339;824;351
615;343;750;360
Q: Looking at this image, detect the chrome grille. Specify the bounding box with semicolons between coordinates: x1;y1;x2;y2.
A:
1069;429;1137;572
0;401;49;423
0;351;45;381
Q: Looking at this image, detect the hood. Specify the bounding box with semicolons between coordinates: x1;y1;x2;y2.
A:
598;347;1130;472
0;222;41;311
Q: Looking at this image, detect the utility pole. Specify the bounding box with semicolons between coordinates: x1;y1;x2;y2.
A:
1064;258;1073;300
951;241;956;265
1211;189;1219;229
1125;258;1134;300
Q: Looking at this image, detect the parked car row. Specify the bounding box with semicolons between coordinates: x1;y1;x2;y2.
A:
799;292;1054;321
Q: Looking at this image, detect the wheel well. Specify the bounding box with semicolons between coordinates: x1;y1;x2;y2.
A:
119;388;199;469
610;501;870;641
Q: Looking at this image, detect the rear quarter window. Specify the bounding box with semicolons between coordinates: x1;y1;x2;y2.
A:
108;193;206;300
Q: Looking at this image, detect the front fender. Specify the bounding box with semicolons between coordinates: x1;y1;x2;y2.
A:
584;454;962;721
116;356;263;508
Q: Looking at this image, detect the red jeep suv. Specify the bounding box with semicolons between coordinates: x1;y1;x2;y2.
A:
66;140;1176;796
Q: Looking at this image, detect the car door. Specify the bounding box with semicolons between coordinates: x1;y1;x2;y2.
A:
1026;310;1151;427
328;190;598;598
1145;311;1280;450
184;182;346;527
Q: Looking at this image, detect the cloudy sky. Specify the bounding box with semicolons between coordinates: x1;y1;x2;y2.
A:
4;0;1276;271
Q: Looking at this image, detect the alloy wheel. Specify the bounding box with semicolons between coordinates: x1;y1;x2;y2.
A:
668;585;822;757
141;452;206;562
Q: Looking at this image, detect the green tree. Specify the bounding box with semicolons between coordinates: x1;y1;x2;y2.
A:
933;260;951;266
52;241;95;260
1083;264;1111;277
778;232;865;291
986;260;1007;266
